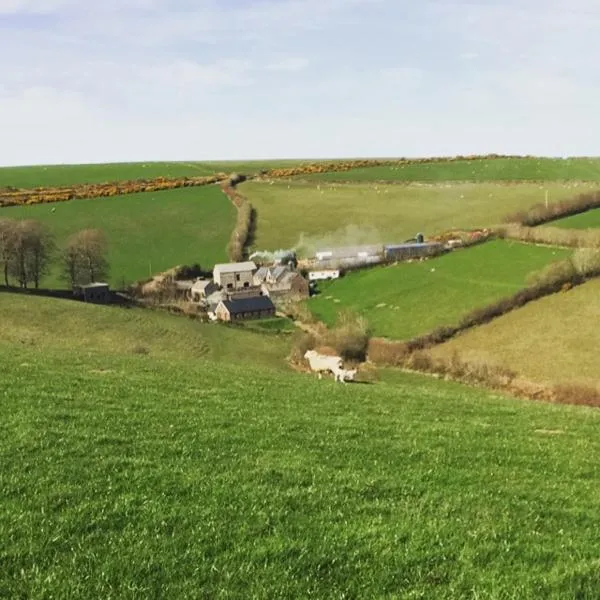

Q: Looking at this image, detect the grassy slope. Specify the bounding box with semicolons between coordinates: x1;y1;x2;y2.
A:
302;157;600;182
0;186;235;287
0;292;292;370
0;160;316;189
1;300;600;597
309;241;571;340
241;180;589;252
553;208;600;229
431;278;600;385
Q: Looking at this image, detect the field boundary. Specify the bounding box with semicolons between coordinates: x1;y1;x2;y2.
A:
221;177;255;261
0;174;229;208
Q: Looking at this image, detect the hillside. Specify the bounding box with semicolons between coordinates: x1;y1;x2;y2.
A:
0;292;292;369
308;240;570;340
0;159;315;189
241;180;590;253
431;278;600;386
1;295;600;597
300;157;600;183
0;185;235;288
553;208;600;229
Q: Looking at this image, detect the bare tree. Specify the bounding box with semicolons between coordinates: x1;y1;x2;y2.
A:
62;229;109;287
0;218;16;286
7;220;54;288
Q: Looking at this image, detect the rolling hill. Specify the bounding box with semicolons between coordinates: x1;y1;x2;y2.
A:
241;180;591;253
0;185;235;288
1;291;600;598
308;240;571;340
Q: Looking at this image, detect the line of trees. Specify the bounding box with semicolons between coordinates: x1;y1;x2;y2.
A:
0;217;108;289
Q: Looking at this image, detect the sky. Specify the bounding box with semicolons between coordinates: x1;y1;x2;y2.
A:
0;0;599;165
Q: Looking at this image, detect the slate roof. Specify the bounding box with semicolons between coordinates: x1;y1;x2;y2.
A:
221;295;275;315
213;261;257;275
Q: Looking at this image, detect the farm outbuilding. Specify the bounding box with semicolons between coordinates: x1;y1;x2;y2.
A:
253;265;309;299
384;242;444;261
190;279;218;303
215;296;276;322
315;245;383;261
78;282;111;304
308;269;340;281
213;261;257;290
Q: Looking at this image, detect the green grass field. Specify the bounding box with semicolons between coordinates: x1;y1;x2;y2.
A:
0;292;292;369
301;157;600;182
0;185;235;288
431;278;600;386
553;208;600;229
241;180;589;253
309;241;571;340
2;293;600;597
0;160;326;189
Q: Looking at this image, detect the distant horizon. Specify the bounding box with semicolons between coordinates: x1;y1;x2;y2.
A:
0;154;595;170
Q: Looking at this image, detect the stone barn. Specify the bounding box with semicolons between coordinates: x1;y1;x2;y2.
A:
213;261;257;291
215;296;276;321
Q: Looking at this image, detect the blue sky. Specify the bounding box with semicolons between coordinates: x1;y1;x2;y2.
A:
0;0;598;165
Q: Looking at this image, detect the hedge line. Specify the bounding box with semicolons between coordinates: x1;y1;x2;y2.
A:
0;174;228;208
495;223;600;248
504;190;600;226
262;154;533;179
222;182;254;262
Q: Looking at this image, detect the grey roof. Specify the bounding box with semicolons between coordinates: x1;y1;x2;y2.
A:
213;261;257;275
221;295;275;315
82;282;109;289
191;279;215;291
253;266;269;283
316;245;382;258
384;242;442;250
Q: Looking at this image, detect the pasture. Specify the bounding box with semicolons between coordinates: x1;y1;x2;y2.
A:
2;305;600;597
431;278;600;386
308;241;571;340
241;180;590;253
0;292;292;369
301;157;600;183
553;208;600;230
0;185;235;288
0;159;313;189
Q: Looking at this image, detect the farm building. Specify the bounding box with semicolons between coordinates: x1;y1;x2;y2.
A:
77;282;111;304
308;269;340;281
190;279;218;303
213;261;256;290
383;242;444;261
253;265;309;299
315;245;383;261
215;296;276;322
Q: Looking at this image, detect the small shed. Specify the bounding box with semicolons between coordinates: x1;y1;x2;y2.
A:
215;295;276;322
190;279;218;303
79;282;111;304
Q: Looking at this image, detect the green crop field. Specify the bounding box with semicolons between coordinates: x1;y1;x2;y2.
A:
431;278;600;386
0;159;318;189
2;293;600;598
0;185;235;288
553;208;600;229
309;241;571;340
301;157;600;183
241;180;590;253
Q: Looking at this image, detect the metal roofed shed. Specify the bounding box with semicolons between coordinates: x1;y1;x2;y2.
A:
215;295;276;321
383;242;444;261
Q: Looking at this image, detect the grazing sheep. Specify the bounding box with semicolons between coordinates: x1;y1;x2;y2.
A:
333;366;357;384
304;350;343;378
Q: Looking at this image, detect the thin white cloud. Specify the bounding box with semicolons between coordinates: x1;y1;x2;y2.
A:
266;58;309;72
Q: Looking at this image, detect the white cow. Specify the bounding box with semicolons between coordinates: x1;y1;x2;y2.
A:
333;366;357;384
304;350;343;379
